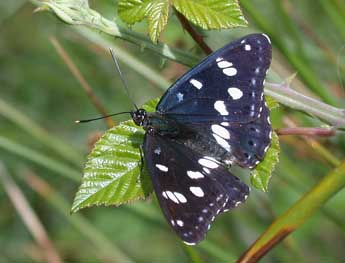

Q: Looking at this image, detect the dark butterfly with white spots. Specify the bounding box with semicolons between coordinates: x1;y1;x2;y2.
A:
131;33;272;245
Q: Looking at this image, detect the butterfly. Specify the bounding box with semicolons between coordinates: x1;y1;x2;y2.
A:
131;33;272;245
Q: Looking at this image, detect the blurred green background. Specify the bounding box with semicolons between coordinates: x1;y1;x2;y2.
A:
1;0;345;262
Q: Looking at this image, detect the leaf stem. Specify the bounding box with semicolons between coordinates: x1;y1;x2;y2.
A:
174;8;212;55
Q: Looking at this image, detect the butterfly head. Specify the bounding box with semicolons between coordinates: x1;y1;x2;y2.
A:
131;108;148;127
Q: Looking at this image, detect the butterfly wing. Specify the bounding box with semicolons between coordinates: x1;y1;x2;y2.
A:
157;34;272;123
180;101;272;168
144;133;249;245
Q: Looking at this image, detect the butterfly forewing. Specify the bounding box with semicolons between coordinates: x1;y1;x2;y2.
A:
157;34;272;124
144;134;249;245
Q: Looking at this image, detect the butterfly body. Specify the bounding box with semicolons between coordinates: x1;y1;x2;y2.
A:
131;34;272;245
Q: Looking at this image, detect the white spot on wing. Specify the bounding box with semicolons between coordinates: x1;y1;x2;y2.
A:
154;147;161;155
213;133;231;152
228;87;243;100
216;57;223;62
217;60;233;68
262;33;271;44
187;170;204;179
189;186;204;197
162;191;168;199
199;157;219;169
214;100;228;116
221;122;229;126
244;44;251;51
174;192;187;203
155;164;168;172
223;67;237;76
176;220;184;227
211;124;230;139
177;92;184;102
203;168;210;174
189;78;203;89
166;191;179;203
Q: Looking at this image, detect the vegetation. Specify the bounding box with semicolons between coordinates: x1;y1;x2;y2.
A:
1;0;345;262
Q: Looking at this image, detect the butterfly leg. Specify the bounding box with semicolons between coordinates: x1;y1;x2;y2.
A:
139;143;145;175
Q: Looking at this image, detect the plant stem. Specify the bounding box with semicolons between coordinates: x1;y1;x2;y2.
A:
172;10;345;130
50;36;114;128
29;0;345;130
0;163;62;263
0;136;80;182
265;82;345;127
275;127;335;137
30;0;199;67
24;171;132;262
174;9;212;55
237;161;345;263
0;97;83;165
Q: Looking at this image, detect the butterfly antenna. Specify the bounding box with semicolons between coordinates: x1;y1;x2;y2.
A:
109;48;138;110
75;111;132;123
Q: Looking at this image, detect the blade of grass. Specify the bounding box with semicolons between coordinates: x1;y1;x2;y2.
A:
75;27;171;91
0;97;83;165
23;171;132;262
49;36;114;128
0;136;80;181
241;0;338;105
320;1;345;40
30;0;199;67
237;160;345;262
0;163;62;263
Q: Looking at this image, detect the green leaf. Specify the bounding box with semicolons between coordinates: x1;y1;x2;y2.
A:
250;131;280;192
71;98;159;213
118;0;152;25
147;0;170;42
173;0;247;30
265;95;279;110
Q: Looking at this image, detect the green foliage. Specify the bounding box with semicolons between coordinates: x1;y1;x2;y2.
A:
71;99;159;213
118;0;247;42
118;0;152;25
73;96;279;211
147;0;170;43
173;0;247;30
250;131;280;192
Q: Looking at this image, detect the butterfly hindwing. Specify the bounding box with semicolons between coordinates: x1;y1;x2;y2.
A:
157;34;272;124
144;134;249;245
179;100;272;168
